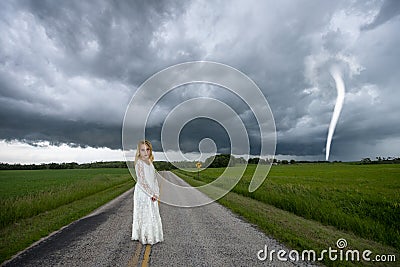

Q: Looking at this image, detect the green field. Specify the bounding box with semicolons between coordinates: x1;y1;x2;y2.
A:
1;164;398;266
0;168;134;263
173;163;399;266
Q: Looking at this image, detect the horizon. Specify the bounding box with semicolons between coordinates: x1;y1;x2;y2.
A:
1;153;397;166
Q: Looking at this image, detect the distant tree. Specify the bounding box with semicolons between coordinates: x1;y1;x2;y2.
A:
154;161;177;171
248;157;260;164
49;162;62;169
237;157;247;164
361;158;372;164
205;154;236;167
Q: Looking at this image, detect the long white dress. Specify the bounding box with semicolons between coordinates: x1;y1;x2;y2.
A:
131;159;164;245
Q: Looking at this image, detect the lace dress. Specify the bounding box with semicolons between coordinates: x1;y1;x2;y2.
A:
131;159;164;245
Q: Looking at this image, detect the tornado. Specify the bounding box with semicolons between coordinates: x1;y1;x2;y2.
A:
326;67;345;161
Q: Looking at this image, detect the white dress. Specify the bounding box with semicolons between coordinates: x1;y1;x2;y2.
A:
131;159;164;245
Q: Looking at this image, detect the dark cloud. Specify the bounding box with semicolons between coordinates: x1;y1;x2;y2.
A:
0;0;399;162
0;102;122;149
143;84;263;155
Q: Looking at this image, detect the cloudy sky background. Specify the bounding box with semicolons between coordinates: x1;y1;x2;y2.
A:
1;0;399;163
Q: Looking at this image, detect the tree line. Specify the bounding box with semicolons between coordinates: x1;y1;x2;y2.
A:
0;161;126;170
0;161;179;171
1;155;399;170
0;156;293;170
359;157;400;164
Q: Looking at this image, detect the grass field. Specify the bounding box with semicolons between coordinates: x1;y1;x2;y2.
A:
0;168;134;264
1;164;398;266
173;163;399;266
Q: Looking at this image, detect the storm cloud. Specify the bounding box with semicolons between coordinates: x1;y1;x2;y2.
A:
1;0;399;162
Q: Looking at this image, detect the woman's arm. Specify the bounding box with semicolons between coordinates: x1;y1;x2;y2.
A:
153;169;161;197
134;160;155;197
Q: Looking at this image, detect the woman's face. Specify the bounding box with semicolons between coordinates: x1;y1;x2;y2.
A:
139;143;150;159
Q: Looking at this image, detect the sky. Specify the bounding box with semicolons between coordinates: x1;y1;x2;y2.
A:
1;0;400;164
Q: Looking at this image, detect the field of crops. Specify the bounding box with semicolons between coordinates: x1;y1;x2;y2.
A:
0;168;134;263
173;163;399;266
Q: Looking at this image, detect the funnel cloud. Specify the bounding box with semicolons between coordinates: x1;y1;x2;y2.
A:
326;67;345;161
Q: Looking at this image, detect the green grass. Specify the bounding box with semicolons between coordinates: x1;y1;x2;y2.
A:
173;163;399;266
0;168;134;263
1;164;398;266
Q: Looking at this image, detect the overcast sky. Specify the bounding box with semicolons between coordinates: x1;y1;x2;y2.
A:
1;0;399;163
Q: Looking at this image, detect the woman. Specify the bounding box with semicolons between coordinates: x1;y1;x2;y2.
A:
131;140;163;245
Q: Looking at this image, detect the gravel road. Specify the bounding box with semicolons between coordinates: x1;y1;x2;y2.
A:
3;171;319;267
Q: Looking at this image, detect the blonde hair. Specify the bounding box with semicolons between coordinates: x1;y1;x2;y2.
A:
135;140;154;164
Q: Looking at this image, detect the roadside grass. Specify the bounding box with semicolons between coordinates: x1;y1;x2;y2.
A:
0;168;134;263
219;190;398;266
173;163;399;266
